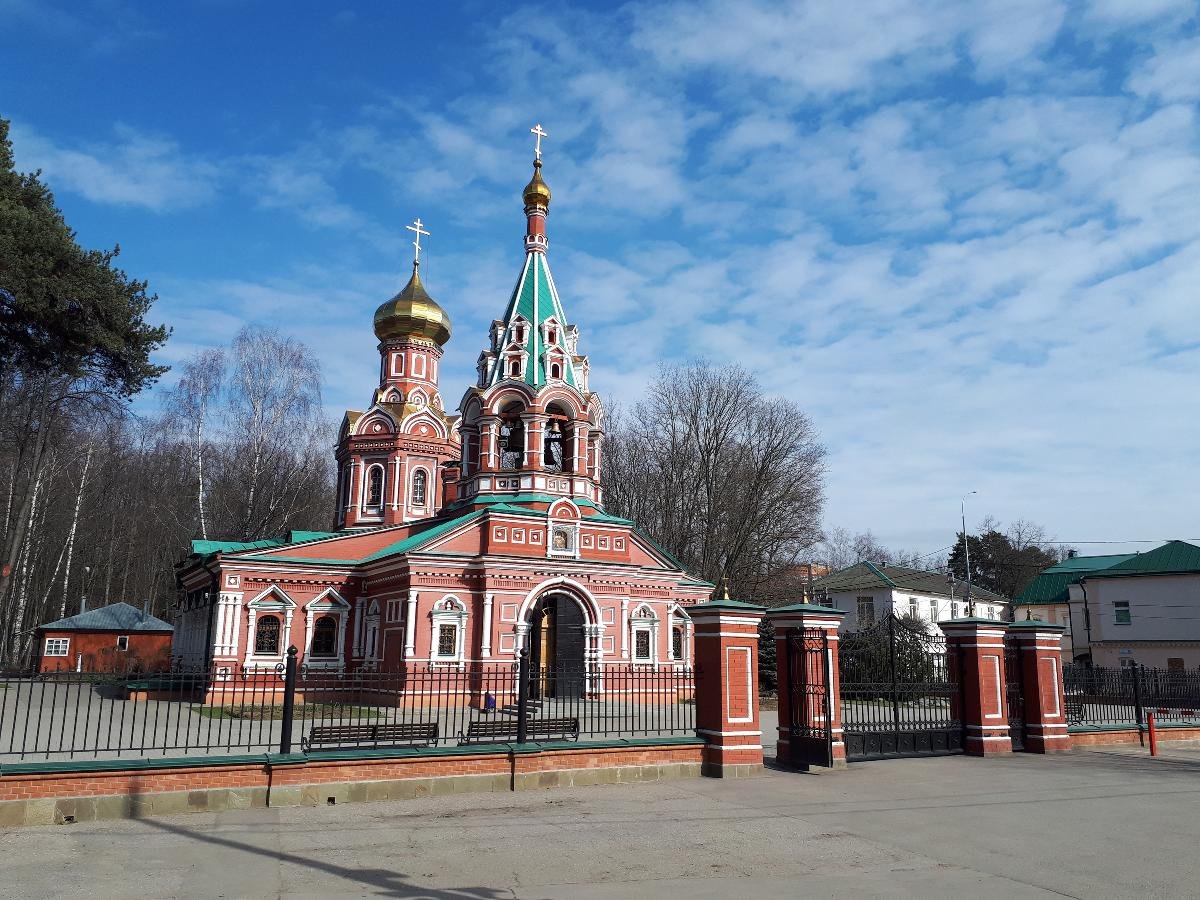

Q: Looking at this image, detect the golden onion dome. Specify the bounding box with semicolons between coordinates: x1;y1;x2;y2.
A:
522;159;552;209
373;264;452;346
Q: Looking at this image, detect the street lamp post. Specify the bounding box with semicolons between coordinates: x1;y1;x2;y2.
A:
961;492;976;617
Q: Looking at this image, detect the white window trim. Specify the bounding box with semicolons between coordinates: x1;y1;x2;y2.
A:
44;637;70;657
430;595;468;667
243;586;296;668
116;635;130;652
362;462;387;512
630;604;659;664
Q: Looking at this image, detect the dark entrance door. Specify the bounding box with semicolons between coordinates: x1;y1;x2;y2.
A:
839;614;964;760
785;628;834;769
529;594;586;699
1005;642;1026;751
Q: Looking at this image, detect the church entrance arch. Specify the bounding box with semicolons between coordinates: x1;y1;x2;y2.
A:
527;592;587;699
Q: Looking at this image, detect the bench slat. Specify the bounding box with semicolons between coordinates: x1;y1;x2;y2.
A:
460;716;579;745
303;721;438;750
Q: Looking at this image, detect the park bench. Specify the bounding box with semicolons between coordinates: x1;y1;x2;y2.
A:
459;716;580;745
302;721;438;752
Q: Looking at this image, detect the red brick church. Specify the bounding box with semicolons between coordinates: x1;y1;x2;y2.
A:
173;135;711;679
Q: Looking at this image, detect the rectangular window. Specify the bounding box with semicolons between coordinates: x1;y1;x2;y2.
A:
908;598;919;619
952;602;961;619
1114;601;1131;625
634;629;652;661
116;635;129;651
44;637;69;657
928;599;939;621
436;623;457;658
856;597;875;626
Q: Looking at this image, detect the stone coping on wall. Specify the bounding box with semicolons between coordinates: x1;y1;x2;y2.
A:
0;735;706;777
0;738;708;827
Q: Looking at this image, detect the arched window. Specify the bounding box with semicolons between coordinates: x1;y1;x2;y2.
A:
509;357;521;377
255;616;281;655
499;403;525;470
411;469;427;506
550;362;562;379
366;465;385;507
672;625;684;661
311;615;337;657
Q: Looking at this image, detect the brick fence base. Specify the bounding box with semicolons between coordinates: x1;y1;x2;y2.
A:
1069;726;1200;748
0;740;703;828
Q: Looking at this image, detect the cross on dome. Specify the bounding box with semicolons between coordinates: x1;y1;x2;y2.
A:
530;123;548;161
406;217;430;265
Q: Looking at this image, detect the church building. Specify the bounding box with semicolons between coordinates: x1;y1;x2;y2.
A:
172;133;712;680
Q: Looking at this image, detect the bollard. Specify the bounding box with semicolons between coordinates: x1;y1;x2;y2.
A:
1148;712;1158;757
279;646;298;754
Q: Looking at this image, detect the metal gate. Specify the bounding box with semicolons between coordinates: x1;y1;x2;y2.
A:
785;628;834;768
839;615;963;760
1005;643;1026;751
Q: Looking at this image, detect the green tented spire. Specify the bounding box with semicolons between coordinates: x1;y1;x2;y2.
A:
486;251;579;389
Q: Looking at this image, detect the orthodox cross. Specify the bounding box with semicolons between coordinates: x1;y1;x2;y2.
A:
530;123;548;161
406;218;430;264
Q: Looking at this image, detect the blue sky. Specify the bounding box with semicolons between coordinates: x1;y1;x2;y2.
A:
3;0;1198;556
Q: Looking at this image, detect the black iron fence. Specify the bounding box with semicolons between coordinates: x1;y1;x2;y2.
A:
1064;663;1200;729
838;616;963;759
0;648;695;762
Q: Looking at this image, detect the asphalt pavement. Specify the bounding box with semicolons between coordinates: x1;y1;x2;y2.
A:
4;741;1200;898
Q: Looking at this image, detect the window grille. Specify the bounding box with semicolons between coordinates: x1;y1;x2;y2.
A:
255;616;281;655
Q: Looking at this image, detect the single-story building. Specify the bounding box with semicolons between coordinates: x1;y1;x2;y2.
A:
37;602;174;673
813;561;1009;633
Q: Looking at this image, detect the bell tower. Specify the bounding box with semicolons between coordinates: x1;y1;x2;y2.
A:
335;220;460;529
457;126;604;510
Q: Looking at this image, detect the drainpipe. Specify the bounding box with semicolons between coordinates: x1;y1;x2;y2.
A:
1078;577;1091;663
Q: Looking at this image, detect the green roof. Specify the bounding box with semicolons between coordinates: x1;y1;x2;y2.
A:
814;562;1009;603
1014;553;1135;605
486;251;579;390
1087;541;1200;579
190;530;339;559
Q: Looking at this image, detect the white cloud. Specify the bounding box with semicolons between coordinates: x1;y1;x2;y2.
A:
1128;37;1200;102
11;123;220;212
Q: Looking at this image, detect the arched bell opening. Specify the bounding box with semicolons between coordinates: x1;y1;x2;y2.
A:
543;402;572;474
527;592;587;699
499;401;526;470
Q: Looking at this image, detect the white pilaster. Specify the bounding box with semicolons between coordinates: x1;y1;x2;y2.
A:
481;593;494;657
404;590;418;656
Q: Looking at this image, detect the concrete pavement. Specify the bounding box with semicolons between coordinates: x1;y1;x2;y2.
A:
4;746;1200;898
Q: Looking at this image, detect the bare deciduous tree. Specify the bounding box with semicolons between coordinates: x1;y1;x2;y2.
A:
603;361;825;601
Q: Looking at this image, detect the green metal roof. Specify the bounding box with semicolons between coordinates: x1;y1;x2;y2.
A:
1087;541;1200;579
190;530;341;559
1015;553;1138;605
486;251;579;390
814;562;1009;603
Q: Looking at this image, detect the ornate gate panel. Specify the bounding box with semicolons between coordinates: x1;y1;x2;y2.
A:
1005;642;1026;751
839;615;963;760
785;628;833;769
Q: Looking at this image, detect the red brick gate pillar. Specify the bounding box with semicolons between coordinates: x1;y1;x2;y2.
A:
941;619;1012;756
1007;620;1071;753
765;604;847;768
691;598;766;778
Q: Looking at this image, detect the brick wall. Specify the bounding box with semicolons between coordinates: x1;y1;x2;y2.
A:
0;742;703;826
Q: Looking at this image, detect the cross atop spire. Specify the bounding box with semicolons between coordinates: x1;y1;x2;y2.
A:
530;123;548;161
406;217;430;266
